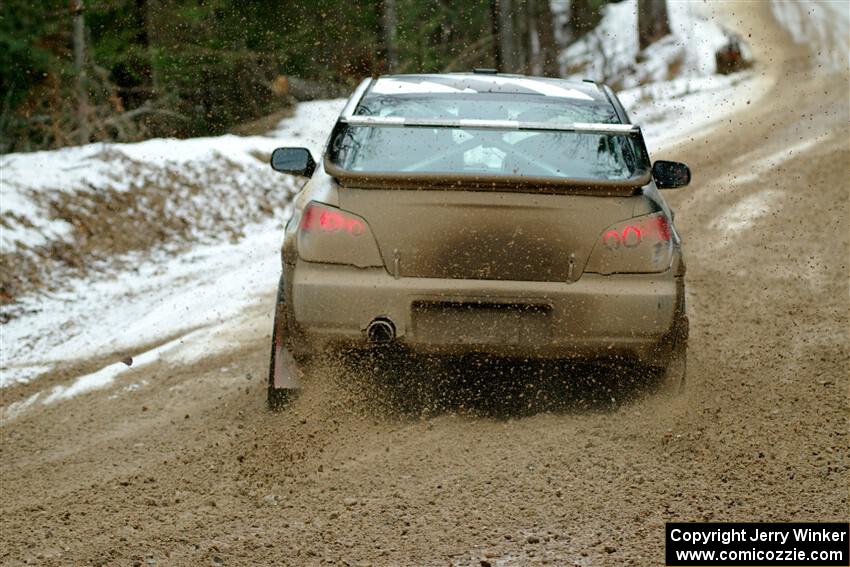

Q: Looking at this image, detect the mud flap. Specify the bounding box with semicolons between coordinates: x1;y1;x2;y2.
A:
272;339;302;390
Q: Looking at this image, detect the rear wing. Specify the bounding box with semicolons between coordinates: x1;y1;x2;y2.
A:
325;114;650;195
339;115;640;136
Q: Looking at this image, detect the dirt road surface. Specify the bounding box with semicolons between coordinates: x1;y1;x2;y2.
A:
2;3;848;566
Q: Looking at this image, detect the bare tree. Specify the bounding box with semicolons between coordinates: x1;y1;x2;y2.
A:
637;0;671;50
514;1;529;73
491;0;516;72
528;0;542;75
489;0;502;70
588;27;614;83
568;0;603;41
527;0;558;76
71;0;90;144
489;0;557;76
381;0;399;73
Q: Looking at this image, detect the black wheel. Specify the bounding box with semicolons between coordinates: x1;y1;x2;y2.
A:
267;274;309;411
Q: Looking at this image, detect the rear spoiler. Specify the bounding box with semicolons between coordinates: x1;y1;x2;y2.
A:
326;115;650;195
340;115;640;136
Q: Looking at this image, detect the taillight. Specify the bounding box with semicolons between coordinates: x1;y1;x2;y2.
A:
301;202;366;236
585;212;674;274
297;202;384;268
602;215;671;250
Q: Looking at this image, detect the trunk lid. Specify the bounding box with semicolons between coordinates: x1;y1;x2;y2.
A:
337;187;637;282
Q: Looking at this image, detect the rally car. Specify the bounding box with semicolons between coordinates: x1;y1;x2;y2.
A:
267;71;690;408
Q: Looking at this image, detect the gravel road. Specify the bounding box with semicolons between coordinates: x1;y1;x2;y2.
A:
1;3;847;566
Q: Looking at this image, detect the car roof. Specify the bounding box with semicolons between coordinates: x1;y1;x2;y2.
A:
369;73;610;103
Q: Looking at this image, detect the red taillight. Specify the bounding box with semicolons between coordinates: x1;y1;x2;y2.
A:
301;203;365;236
654;215;671;241
602;215;670;249
603;229;622;249
587;212;674;274
296;202;383;267
622;225;642;247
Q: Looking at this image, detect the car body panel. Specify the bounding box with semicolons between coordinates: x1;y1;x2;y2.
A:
337;187;642;281
291;258;678;362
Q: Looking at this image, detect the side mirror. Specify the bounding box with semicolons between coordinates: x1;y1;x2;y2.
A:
652;160;691;189
271;147;316;177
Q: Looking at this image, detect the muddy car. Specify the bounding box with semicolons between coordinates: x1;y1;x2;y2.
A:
267;72;690;408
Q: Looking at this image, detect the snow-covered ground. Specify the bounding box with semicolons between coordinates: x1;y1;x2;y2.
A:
619;72;758;151
3;223;280;388
1;100;345;397
1;100;341;253
771;0;849;72
560;0;750;87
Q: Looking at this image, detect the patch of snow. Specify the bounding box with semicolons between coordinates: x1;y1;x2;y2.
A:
560;0;748;88
710;189;784;234
610;0;848;152
726;134;828;185
1;99;347;391
1;391;42;422
1;221;281;389
0;364;52;387
42;327;211;403
771;0;850;72
557;0;764;152
619;72;759;151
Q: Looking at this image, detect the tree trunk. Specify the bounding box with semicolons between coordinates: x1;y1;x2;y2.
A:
71;0;90;144
492;0;515;72
143;0;162;96
568;0;603;41
381;0;399;73
535;0;559;76
490;0;502;70
528;0;542;75
637;0;671;50
514;0;529;74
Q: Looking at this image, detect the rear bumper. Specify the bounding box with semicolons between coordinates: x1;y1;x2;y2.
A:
290;260;682;362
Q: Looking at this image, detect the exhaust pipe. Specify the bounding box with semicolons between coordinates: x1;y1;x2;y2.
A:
366;318;396;344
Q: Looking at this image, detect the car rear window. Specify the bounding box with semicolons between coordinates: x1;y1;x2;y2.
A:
328;94;647;181
355;92;619;123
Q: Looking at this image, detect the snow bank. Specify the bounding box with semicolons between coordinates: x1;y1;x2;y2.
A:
618;72;759;151
0;100;344;253
771;0;849;73
1;100;345;389
1;222;280;389
560;0;749;88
